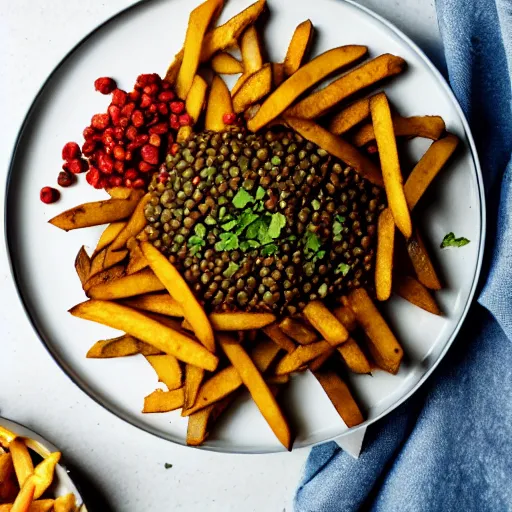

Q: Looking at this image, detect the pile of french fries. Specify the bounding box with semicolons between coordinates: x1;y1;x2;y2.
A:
49;0;459;449
0;426;82;512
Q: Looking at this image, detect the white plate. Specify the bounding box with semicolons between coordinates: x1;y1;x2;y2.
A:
0;418;87;509
5;0;484;453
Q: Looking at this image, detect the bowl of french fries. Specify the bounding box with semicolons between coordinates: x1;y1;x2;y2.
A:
0;420;87;512
6;0;483;452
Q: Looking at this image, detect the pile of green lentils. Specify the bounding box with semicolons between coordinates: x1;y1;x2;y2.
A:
144;127;386;315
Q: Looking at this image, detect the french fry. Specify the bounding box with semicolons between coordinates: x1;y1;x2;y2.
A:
146;355;183;390
404;133;459;210
30;452;60;499
0;453;18;503
218;334;292;450
143;388;185;413
74;246;91;286
53;494;76;512
88;249;107;278
10;479;35;512
182;364;205;412
0;501;56;512
49;196;141;231
271;62;285;87
240;25;263;72
286;54;406;120
332;305;357;332
247;45;368;132
263;324;296;353
106;187;133;199
185;75;208;124
205;75;233;131
407;229;442;290
86;334;161;358
184;337;280;415
209;312;276;331
308;347;335;372
126;238;149;275
266;374;290;384
0;427;16;447
375;208;395;301
394;275;441;315
303;301;349;345
279;317;317;345
141;242;215;353
353;115;446;147
370;93;412;238
110;194;151;251
328;98;371;135
82;265;126;294
70;300;218;371
283;20;314;76
176;0;225;99
211;52;244;74
313;371;364;427
232;63;272;113
283;117;384;187
9;439;33;487
93;222;127;256
275;340;333;375
103;248;128;271
347;288;403;374
122;294;184;317
337;338;371;374
86;268;165;300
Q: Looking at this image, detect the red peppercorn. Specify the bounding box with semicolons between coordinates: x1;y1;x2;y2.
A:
179;113;192;126
135;73;161;89
125;150;133;161
131;110;144;127
139;161;155;173
64;158;88;174
149;134;161;147
94;77;117;95
125;126;137;141
109;175;123;187
148;103;158;114
114;160;125;173
132;178;146;189
113;145;126;160
170;143;179;155
61;141;81;161
40;186;60;204
83;127;95;140
170;101;185;114
57;170;76;187
111;88;128;106
161;81;172;90
223;112;237;125
169;113;180;131
149;122;169;135
158;170;169;184
157;102;169;116
124;169;138;181
121;102;136;117
158;91;175;102
113;126;125;141
91;113;110;130
140;94;152;109
140;144;159;165
97;153;114;174
86;167;101;187
108;105;121;126
82;140;96;156
128;89;141;102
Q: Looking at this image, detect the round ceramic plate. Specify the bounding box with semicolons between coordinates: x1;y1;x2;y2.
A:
0;418;87;509
6;0;484;453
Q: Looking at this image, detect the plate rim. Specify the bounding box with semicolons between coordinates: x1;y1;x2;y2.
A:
4;0;486;454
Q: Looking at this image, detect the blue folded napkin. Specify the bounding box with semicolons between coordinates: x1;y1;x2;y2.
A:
295;0;512;510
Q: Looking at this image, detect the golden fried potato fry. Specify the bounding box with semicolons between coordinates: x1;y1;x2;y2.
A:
106;187;133;199
263;324;296;353
247;45;368;132
86;268;165;299
88;249;107;278
313;371;364;427
375;208;395;301
110;194;151;251
74;246;91;286
240;25;263;74
143;388;185;413
332;305;357;332
122;293;183;317
10;439;33;487
93;222;126;256
126;238;149;275
275;340;333;375
347;288;403;374
103;248;128;271
287;54;406;120
0;453;18;503
31;452;60;499
266;374;290;384
303;301;349;345
394;275;441;315
233;63;272;113
209;312;276;331
271;62;285;87
218;334;292;450
407;229;442;290
211;52;244;74
308;347;335;372
176;0;224;99
87;334;147;358
49;196;140;231
404;133;459;210
82;264;126;294
146;355;182;390
10;478;35;512
53;494;76;512
328;98;371;135
337;338;371;374
283;117;384;186
0;500;56;512
353;115;446;147
183;364;205;412
185;75;208;124
279;317;317;345
205;75;233;131
370;93;412;238
70;300;218;371
141;242;215;353
283;19;314;76
0;427;16;448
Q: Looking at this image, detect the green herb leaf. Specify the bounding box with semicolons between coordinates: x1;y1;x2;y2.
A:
316;250;326;260
194;224;206;238
215;232;239;251
188;236;205;247
189;245;201;256
204;215;217;226
164;463;173;469
335;263;351;276
255;186;266;200
221;220;237;231
304;230;322;254
240;240;260;252
268;212;286;239
223;262;240;278
311;199;321;211
235;210;259;234
336;215;346;224
246;218;265;240
232;189;254;209
441;232;470;248
261;244;278;256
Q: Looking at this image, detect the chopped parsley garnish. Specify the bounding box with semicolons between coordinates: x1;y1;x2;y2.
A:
335;263;351;276
333;215;346;242
268;212;286;239
261;244;278;256
304;230;322;255
240;239;261;252
215;232;239;251
223;262;240;278
441;232;470;248
221;219;237;231
232;188;255;209
194;223;206;238
164;463;173;469
316;250;326;260
235;210;260;234
188;235;205;256
255;186;266;200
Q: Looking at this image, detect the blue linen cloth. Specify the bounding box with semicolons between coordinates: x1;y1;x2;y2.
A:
295;0;512;510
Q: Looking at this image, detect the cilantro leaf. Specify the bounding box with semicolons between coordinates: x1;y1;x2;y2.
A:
268;212;286;239
441;232;470;248
235;210;259;234
336;215;346;224
246;218;265;240
316;250;326;260
258;219;274;245
261;244;278;256
215;232;239;251
255;186;266;200
240;240;260;252
223;262;240;278
188;235;205;247
304;230;322;254
221;220;237;231
335;263;351;276
194;224;206;238
232;189;254;209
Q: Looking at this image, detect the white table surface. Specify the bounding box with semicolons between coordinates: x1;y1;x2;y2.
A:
0;1;443;510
